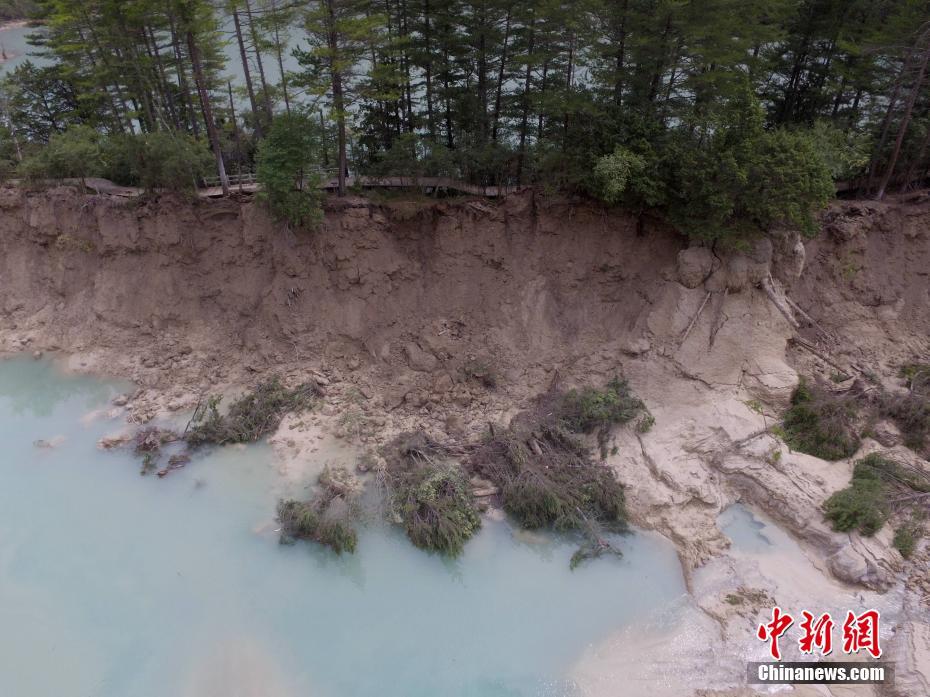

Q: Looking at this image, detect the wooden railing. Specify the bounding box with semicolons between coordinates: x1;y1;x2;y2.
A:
203;172;257;187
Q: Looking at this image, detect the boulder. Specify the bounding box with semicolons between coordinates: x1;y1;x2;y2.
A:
677;247;715;289
404;342;439;372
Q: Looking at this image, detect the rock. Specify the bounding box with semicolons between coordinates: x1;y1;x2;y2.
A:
404;388;428;408
872;419;902;448
748;237;774;265
620;336;651;356
98;433;132;449
32;350;44;360
112;394;129;407
431;373;454;393
404;342;439;372
451;384;472;407
677;247;715;289
444;413;464;435
309;371;330;386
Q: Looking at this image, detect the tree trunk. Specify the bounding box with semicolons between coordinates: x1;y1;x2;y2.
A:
228;81;244;192
422;0;435;140
516;11;535;180
270;0;291;115
244;0;274;122
876;41;930;200
168;7;200;137
613;0;628;106
187;29;229;196
867;47;915;191
491;3;512;142
233;9;262;138
325;0;347;195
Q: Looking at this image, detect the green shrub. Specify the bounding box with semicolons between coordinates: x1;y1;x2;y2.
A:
558;377;648;435
102;132;213;192
186;378;318;446
401;466;481;555
881;392;930;457
781;378;860;460
277;499;358;554
592;146;647;206
893;521;922;559
18;125;103;183
823;476;887;535
277;466;361;554
804;121;870;181
664;87;833;241
256;112;324;230
383;433;481;556
899;363;930;384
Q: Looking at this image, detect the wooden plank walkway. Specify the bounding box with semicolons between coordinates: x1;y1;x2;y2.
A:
17;175;525;199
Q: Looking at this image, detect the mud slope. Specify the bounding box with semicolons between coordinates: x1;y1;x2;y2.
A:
1;184;929;695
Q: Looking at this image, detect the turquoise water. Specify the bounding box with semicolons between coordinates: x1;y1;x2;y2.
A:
718;504;773;554
0;357;687;697
0;22;40;73
0;19;301;86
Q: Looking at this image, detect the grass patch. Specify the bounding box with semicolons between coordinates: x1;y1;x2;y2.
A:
186;378;319;446
899;362;930;385
277;466;361;554
781;378;861;460
381;433;481;556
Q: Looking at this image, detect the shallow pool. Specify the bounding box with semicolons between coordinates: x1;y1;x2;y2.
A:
0;357;688;697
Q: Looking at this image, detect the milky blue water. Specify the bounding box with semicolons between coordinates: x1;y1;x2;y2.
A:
719;504;774;554
0;22;39;73
0;357;688;697
0;18;302;85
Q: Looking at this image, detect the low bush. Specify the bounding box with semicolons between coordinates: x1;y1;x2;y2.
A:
893;521;922;559
823;469;888;536
382;433;481;556
18;125;103;184
186;378;319;446
277;465;360;554
558;377;648;436
102;132;213;192
824;453;930;539
133;426;179;476
880;392;930;457
781;378;861;460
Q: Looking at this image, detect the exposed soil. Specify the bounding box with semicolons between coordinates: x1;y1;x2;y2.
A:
1;183;928;696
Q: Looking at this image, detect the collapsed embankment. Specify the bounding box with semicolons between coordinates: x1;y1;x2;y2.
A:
1;184;929;695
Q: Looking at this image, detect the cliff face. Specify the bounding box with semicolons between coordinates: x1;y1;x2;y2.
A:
0;187;682;380
1;184;929;695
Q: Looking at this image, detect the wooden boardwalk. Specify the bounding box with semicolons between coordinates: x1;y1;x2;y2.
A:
16;174;521;200
198;175;525;198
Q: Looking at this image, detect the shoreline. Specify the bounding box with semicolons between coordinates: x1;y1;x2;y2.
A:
5;343;926;696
